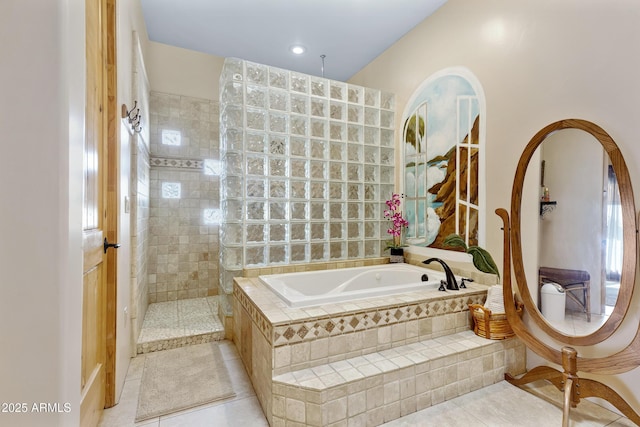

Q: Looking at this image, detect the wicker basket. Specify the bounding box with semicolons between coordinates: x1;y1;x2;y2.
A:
469;299;523;340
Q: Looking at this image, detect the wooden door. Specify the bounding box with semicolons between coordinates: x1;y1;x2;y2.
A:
81;0;117;425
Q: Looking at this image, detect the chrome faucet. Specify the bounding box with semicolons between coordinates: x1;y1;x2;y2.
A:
422;258;459;290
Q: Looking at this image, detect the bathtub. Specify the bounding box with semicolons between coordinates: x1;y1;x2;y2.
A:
259;263;449;308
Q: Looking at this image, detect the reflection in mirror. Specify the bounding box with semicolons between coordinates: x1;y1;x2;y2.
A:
505;119;640;426
528;129;622;336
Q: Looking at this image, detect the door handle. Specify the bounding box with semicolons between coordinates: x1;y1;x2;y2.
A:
103;237;121;254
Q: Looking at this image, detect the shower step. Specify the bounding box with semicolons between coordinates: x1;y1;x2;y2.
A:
272;330;524;426
136;296;225;354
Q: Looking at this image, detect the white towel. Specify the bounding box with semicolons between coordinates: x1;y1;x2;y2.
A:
484;285;505;314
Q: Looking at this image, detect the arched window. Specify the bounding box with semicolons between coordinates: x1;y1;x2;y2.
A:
402;68;485;249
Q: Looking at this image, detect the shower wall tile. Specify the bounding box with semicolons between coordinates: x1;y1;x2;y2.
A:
130;41;151;344
148;92;220;303
131;137;150;339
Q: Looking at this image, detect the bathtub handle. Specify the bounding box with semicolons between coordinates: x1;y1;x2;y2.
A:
438;281;447;292
460;278;473;289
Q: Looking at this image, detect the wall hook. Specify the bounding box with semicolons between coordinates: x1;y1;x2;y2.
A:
122;101;142;133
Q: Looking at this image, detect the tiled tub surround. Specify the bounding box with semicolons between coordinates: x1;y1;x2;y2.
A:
233;266;525;426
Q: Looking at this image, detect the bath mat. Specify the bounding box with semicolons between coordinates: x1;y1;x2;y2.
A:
135;342;235;422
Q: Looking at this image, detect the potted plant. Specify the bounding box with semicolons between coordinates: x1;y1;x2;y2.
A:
443;233;500;278
384;193;409;262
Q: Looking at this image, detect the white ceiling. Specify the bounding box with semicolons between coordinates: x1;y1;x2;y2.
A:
140;0;447;82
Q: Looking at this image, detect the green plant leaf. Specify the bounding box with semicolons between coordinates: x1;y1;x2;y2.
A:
443;233;468;251
467;246;500;278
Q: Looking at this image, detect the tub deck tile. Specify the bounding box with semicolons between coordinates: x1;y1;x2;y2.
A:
233;263;512;427
274;331;508;389
273;331;526;425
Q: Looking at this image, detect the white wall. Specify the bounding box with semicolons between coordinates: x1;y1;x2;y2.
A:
0;1;154;424
146;41;225;100
114;0;151;400
0;0;84;425
538;130;604;314
350;0;640;410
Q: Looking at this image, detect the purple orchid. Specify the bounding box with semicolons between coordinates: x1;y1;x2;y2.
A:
384;193;409;248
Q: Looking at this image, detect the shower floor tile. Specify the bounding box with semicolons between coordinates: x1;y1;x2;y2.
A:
136;296;224;354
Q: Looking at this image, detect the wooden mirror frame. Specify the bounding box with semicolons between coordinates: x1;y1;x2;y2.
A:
499;119;640;424
510;119;637;346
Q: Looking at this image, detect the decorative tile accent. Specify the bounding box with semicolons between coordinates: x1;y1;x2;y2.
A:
161;129;181;146
203;158;222;175
234;276;486;348
283;327;296;340
203;208;221;225
349;316;360;330
151;156;204;170
161;182;181;199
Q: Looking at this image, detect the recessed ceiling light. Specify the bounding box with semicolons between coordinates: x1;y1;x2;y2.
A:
290;45;306;55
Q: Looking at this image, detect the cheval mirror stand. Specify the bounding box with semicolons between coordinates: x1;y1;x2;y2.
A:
496;119;640;427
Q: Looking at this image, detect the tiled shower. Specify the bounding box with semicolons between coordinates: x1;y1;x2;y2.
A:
135;92;224;352
137;57;397;348
147;92;220;304
218;58;397;317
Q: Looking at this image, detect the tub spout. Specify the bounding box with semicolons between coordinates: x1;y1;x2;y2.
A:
422;258;459;290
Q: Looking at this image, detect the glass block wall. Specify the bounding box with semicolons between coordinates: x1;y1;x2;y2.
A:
219;57;396;308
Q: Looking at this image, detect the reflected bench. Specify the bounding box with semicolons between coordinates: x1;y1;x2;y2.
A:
539;267;591;322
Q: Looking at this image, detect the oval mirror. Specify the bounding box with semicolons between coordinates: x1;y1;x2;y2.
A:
511;119;636;346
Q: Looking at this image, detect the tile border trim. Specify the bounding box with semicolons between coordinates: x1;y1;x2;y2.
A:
150;156;203;170
234;278;486;347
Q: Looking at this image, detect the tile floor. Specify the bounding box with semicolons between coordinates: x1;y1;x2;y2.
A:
136;297;225;354
554;310;608;337
98;340;268;427
99;339;633;426
105;297;633;426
